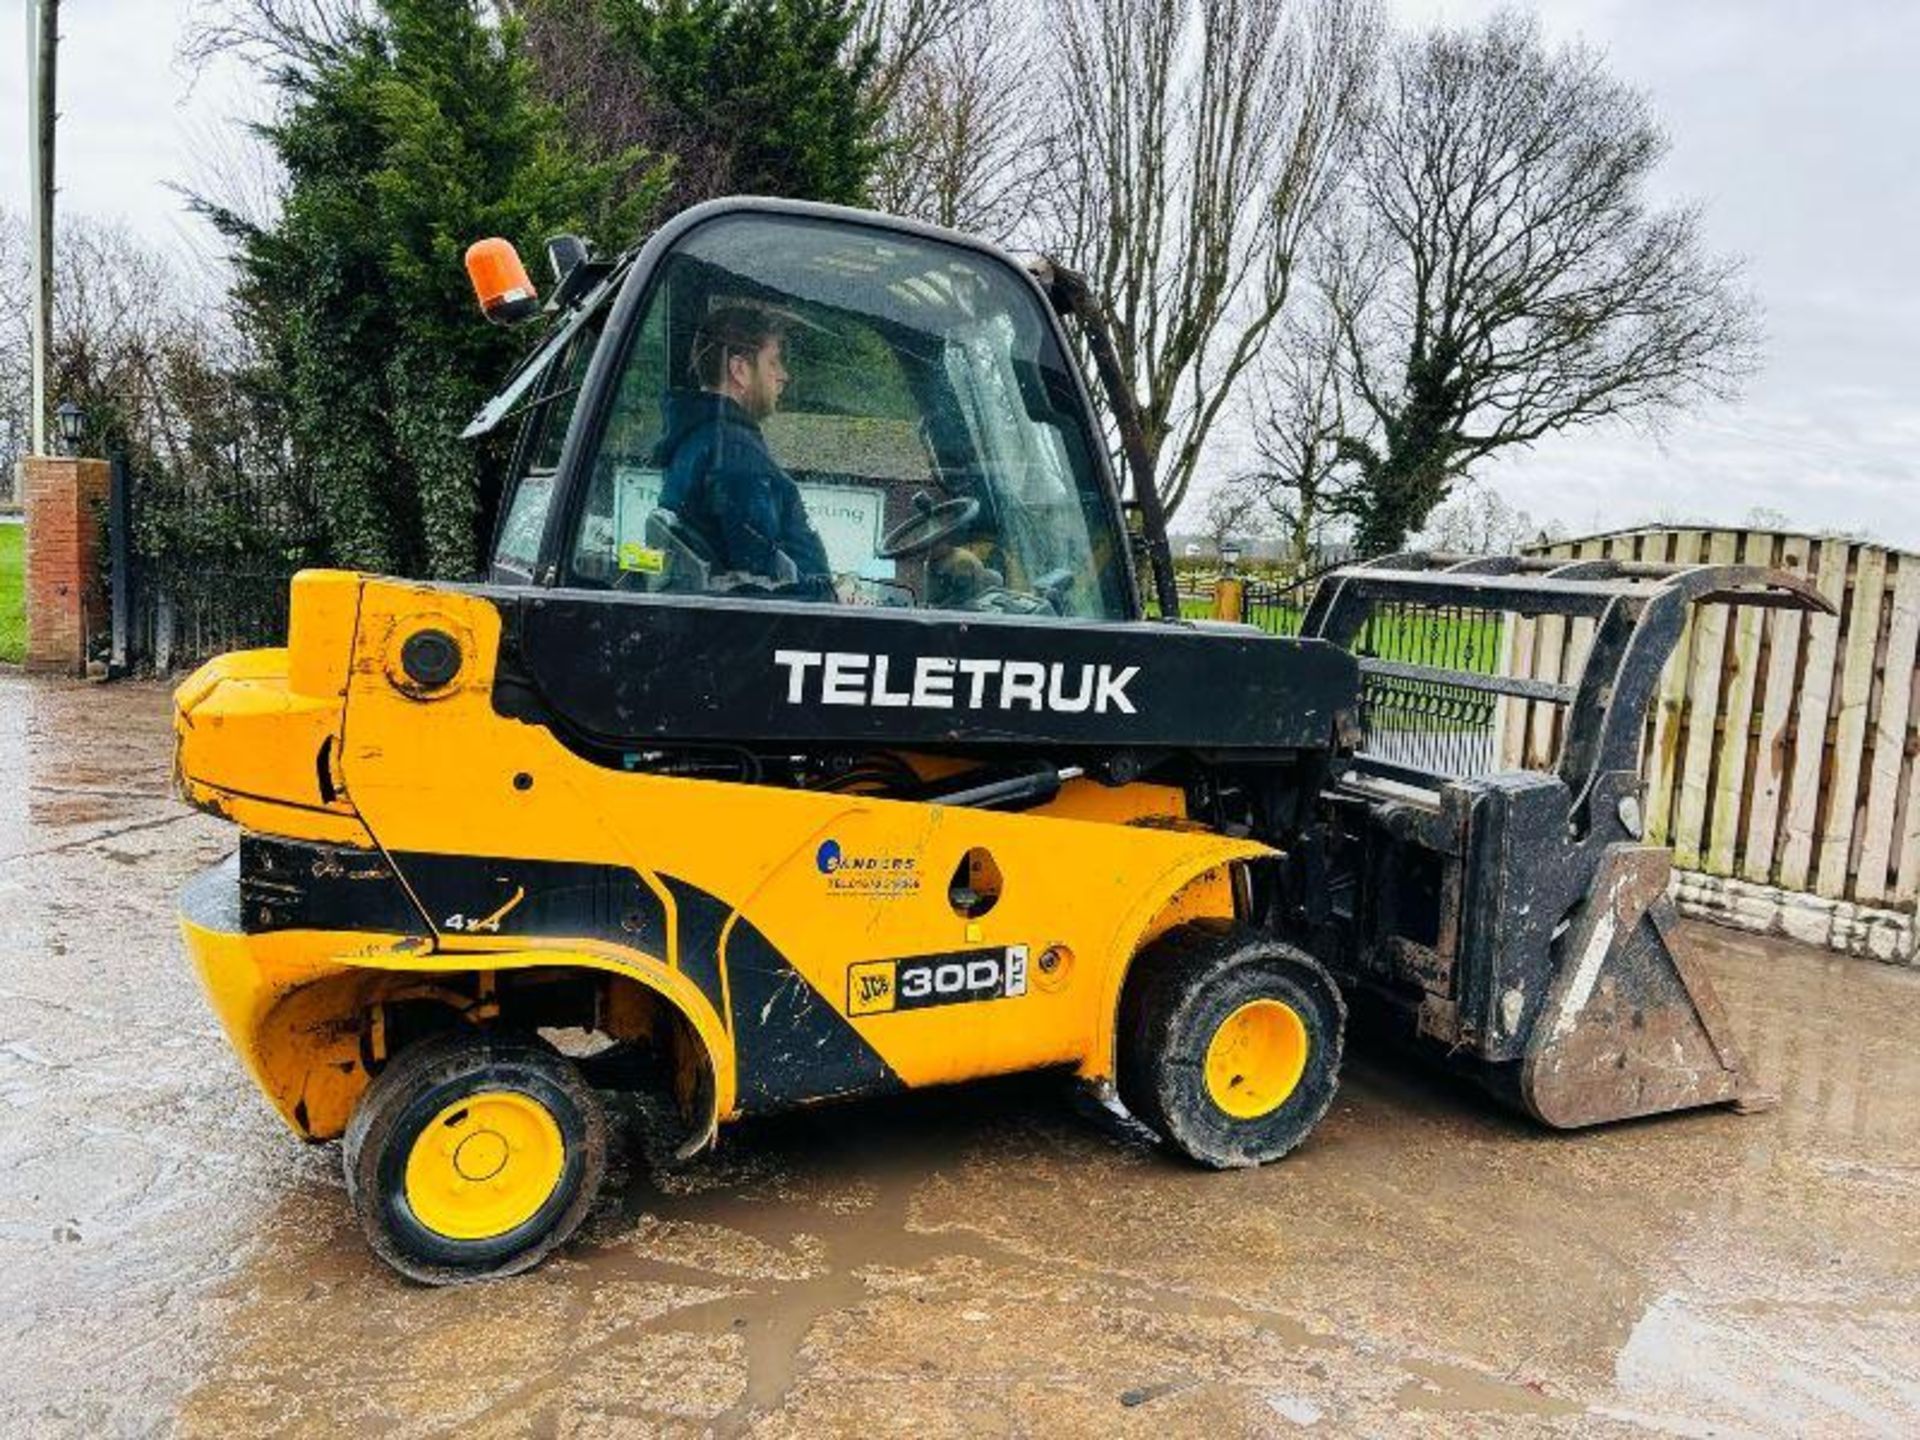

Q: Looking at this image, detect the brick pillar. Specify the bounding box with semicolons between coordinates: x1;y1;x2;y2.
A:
23;456;110;675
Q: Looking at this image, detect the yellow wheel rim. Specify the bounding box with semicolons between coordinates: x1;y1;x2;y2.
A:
1203;999;1310;1120
403;1090;566;1241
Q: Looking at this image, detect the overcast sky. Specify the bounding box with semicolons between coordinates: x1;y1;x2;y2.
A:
5;0;1917;547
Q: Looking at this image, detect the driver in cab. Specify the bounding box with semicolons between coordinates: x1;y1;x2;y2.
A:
655;305;833;595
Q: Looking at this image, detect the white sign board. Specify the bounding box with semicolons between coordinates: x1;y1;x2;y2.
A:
798;483;892;579
612;466;894;579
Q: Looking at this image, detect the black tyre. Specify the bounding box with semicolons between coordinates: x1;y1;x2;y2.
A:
1118;927;1345;1169
343;1029;607;1284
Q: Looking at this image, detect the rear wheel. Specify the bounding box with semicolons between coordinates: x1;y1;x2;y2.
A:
1118;928;1344;1168
343;1030;607;1284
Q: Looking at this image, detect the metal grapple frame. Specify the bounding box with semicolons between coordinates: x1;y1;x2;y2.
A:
1295;551;1830;1126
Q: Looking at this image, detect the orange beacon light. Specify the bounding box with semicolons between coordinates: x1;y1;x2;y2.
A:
465;237;540;325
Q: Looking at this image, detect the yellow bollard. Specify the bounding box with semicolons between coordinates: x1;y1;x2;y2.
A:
1212;576;1246;624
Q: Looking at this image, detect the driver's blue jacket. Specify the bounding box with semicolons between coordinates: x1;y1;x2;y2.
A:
653;390;830;583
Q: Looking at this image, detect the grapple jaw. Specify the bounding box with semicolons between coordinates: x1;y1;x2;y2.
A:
1518;844;1769;1128
1298;550;1826;1128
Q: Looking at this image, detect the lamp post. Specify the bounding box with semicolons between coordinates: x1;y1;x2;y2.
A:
54;400;87;457
28;0;60;456
1220;541;1242;576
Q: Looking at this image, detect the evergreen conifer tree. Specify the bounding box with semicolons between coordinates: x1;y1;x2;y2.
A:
206;0;664;577
527;0;883;214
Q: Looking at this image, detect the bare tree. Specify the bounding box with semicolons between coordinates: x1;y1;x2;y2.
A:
0;208;303;537
0;211;32;481
181;0;374;74
0;213;192;471
0;212;293;494
1196;482;1266;560
1244;305;1352;565
43;220;223;468
1033;0;1378;520
855;0;967;114
868;1;1043;243
1413;484;1551;556
1327;9;1761;554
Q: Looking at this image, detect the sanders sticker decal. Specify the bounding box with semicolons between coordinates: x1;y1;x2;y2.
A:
816;838;921;897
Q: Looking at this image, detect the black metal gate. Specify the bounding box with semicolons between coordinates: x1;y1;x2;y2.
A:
1243;566;1509;778
106;456;322;674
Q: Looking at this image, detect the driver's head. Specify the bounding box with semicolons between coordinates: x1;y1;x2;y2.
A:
691;305;789;421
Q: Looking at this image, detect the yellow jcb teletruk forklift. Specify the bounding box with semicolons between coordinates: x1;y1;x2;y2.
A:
175;198;1823;1282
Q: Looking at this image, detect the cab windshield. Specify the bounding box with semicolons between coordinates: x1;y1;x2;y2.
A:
563;213;1132;621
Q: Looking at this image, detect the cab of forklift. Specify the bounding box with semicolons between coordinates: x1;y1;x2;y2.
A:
487;204;1138;623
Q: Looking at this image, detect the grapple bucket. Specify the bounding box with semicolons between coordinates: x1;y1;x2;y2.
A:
1296;551;1831;1127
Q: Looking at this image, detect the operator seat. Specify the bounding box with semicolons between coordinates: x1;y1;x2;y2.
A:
644;508;715;592
645;507;802;594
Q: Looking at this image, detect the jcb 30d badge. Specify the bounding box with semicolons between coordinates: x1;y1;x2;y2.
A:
848;947;1029;1017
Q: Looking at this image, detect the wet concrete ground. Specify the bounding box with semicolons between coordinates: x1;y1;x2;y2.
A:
2;673;1917;1438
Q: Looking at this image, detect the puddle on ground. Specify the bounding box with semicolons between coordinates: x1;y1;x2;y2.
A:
2;675;1917;1437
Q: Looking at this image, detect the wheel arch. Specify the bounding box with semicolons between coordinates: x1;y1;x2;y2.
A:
242;947;732;1146
1079;838;1277;1088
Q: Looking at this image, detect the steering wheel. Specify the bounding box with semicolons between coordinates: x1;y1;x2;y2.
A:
878;491;981;560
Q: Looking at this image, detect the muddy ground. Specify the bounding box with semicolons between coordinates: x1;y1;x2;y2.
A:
2;674;1917;1438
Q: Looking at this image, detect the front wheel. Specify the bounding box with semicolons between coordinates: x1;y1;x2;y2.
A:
1118;929;1345;1169
343;1030;607;1284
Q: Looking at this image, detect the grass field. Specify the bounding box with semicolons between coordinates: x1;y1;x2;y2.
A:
1180;588;1506;671
0;524;22;665
1176;594;1304;632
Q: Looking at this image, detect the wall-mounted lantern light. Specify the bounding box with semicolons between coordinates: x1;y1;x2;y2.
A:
54;400;87;456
